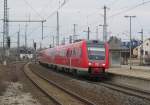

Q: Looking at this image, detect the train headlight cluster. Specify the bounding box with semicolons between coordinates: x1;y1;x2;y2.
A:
88;62;92;66
102;64;105;66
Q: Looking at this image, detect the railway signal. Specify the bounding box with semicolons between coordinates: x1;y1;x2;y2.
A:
7;36;10;48
34;42;37;50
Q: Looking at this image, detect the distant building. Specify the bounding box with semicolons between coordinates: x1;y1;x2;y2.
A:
133;38;150;64
19;47;34;60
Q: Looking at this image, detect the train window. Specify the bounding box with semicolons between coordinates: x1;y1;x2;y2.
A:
92;40;98;43
72;48;76;57
51;51;53;56
80;48;82;57
88;47;105;60
66;50;69;57
76;47;82;57
86;40;104;48
63;49;66;56
61;50;63;56
73;49;75;56
70;50;72;56
62;49;66;56
60;51;62;56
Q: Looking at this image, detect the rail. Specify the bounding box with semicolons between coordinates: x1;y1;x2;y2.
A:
24;63;95;105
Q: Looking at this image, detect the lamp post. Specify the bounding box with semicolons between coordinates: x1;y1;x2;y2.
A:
138;29;144;65
83;27;90;40
124;15;136;70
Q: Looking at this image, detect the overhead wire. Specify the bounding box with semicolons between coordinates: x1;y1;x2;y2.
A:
19;0;150;43
39;0;55;18
107;0;120;8
45;0;69;20
109;0;150;18
22;0;43;19
136;17;143;29
106;0;150;37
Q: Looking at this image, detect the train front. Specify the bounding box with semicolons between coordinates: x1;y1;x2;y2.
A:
86;40;108;76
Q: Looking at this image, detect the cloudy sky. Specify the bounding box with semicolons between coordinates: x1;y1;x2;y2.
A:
0;0;150;48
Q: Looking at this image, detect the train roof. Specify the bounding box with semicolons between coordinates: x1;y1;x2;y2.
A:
40;40;106;53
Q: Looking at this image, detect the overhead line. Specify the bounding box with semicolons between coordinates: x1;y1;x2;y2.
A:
109;0;150;18
39;0;55;16
136;17;143;29
108;0;120;8
22;0;43;19
46;0;69;20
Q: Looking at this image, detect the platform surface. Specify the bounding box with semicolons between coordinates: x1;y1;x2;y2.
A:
107;65;150;80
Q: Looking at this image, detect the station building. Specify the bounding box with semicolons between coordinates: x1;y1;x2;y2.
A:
108;36;129;67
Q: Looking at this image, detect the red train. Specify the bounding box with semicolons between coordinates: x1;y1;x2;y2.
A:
38;40;109;77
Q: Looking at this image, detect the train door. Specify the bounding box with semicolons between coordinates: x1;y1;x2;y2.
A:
66;48;72;69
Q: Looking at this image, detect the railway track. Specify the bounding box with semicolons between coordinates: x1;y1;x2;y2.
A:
24;63;95;105
75;77;150;101
47;65;150;101
78;74;150;101
99;81;150;101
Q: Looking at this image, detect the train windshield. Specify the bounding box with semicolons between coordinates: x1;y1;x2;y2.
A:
88;47;105;60
86;40;105;60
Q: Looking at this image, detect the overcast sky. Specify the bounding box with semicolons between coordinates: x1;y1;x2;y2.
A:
0;0;150;48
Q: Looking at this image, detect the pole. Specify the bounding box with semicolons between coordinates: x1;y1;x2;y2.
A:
124;15;136;70
6;8;9;58
33;40;36;63
40;42;42;50
64;37;66;44
2;25;5;64
73;24;77;42
42;21;44;40
87;26;90;40
96;26;98;40
69;35;72;43
3;0;8;65
141;29;143;65
103;6;107;42
25;23;28;52
139;28;143;65
17;26;20;60
129;17;132;70
56;11;59;46
53;36;54;47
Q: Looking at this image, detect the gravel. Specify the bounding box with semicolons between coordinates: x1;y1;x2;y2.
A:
30;63;150;105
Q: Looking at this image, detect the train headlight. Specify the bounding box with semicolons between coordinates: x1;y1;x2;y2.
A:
102;63;105;66
88;62;92;66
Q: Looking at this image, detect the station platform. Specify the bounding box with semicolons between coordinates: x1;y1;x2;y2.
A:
107;65;150;80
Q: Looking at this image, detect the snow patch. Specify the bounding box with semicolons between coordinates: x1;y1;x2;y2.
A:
0;82;41;105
